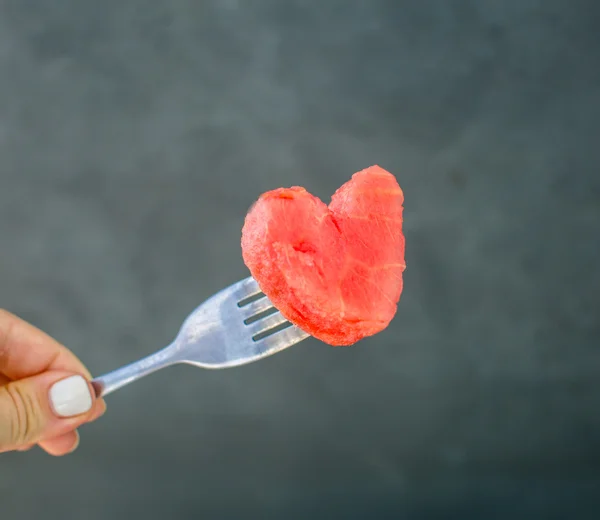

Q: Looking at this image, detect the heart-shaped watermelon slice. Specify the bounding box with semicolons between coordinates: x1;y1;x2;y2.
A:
241;165;405;346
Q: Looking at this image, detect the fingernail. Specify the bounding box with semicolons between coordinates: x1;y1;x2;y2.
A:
67;431;80;454
49;375;93;418
89;400;107;422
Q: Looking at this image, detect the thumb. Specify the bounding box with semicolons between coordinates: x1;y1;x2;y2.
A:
0;371;98;451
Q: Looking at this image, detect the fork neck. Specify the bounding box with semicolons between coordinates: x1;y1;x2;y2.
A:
91;343;179;398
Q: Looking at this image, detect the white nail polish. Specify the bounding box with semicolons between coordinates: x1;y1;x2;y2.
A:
49;375;93;417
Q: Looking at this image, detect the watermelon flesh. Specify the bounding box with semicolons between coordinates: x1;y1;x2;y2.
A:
241;165;405;346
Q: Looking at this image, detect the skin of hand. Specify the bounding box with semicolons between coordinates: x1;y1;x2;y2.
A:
0;309;106;456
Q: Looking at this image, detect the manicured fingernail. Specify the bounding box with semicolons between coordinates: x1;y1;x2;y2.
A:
67;431;81;454
49;375;93;418
90;400;107;422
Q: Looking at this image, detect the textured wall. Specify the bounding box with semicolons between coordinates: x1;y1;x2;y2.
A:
1;1;599;518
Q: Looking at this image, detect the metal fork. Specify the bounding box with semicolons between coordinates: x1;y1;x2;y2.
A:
91;277;310;398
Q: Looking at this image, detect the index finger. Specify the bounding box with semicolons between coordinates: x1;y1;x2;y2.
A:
0;309;91;380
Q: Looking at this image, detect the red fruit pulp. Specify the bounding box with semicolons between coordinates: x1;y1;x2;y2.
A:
241;165;406;346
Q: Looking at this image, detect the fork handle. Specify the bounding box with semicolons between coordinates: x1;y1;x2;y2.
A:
91;345;177;398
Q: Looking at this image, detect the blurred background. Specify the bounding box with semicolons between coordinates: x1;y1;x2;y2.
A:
1;0;599;518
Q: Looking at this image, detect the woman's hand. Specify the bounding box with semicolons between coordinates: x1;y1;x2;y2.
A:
0;309;106;455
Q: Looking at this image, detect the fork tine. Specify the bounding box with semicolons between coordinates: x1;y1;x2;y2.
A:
232;276;262;302
259;324;310;350
248;311;290;336
240;295;275;319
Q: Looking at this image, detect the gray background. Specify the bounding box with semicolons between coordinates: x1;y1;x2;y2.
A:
1;0;599;518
